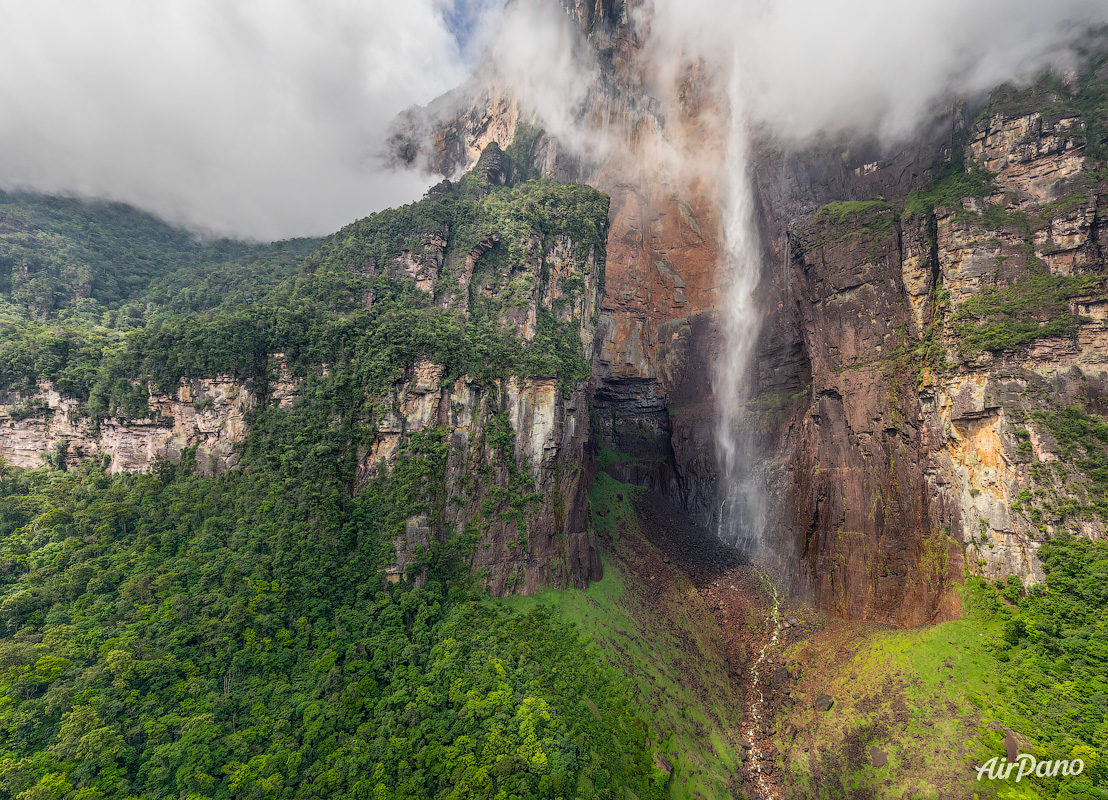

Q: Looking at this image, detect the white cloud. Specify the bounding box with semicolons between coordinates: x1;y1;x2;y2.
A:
0;0;1104;241
647;0;1108;141
0;0;503;240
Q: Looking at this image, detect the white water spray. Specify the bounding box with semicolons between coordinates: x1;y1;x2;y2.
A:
713;55;766;554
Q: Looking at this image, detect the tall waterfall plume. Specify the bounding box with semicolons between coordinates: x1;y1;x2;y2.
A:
712;65;765;555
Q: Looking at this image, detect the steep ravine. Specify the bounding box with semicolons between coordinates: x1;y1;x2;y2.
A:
400;17;1108;623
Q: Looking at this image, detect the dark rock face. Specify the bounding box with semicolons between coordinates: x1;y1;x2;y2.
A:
390;1;1108;622
753;89;1108;621
770;205;961;625
440;376;604;595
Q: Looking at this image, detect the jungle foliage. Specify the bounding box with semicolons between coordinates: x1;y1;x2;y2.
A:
978;536;1108;797
0;149;658;800
0;394;658;799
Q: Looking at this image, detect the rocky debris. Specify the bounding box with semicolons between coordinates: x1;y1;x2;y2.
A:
653;752;673;776
870;747;888;768
814;694;835;712
631;496;800;797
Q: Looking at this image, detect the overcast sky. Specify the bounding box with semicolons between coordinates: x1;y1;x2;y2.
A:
0;0;505;240
0;0;1105;241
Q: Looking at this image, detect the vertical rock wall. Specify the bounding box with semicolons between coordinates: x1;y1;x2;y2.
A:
0;369;296;475
760;100;1107;623
361;217;607;595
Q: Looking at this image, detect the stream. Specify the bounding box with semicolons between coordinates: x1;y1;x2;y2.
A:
744;570;781;799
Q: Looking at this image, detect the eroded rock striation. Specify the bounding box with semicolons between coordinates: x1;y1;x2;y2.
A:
0;370;296;474
392;2;1108;623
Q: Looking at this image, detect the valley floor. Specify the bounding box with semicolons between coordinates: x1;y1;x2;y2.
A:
513;470;1084;800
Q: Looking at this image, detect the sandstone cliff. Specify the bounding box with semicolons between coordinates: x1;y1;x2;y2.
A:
0;370;295;474
393;2;1108;623
361;213;607;594
762;87;1108;623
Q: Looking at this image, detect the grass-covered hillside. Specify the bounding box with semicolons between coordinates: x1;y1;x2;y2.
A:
774;536;1108;800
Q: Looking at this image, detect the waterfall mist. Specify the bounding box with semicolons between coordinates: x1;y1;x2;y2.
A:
631;0;1108;559
712;67;766;555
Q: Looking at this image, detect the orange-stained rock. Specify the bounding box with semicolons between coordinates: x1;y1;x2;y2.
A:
390;3;1108;624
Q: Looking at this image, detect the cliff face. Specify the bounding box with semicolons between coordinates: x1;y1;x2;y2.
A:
394;1;1108;622
923;107;1107;582
762;94;1108;623
8;1;1102;617
0;372;296;474
769;204;961;625
362;217;607;594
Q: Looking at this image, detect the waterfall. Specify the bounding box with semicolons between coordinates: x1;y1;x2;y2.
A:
712;57;766;555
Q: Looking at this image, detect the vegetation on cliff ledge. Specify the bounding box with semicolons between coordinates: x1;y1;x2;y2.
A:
950;271;1099;357
901;160;996;220
0;147;667;799
813;200;895;245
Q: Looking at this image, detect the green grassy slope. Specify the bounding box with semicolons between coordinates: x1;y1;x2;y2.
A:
506;472;747;800
776;540;1108;800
